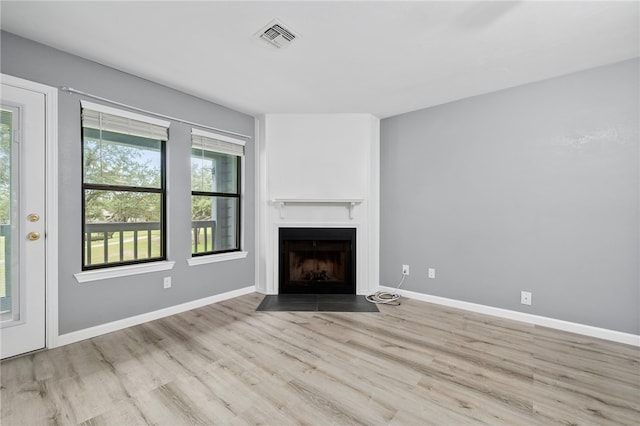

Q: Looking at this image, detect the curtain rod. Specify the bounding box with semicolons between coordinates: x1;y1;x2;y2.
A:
60;86;252;140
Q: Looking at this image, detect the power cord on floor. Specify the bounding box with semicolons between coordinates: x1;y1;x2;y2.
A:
366;273;406;305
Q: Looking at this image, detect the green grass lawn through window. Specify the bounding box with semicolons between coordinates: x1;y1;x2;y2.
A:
86;230;162;265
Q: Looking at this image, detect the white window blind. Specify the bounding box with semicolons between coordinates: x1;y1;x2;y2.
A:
191;128;245;156
81;100;169;140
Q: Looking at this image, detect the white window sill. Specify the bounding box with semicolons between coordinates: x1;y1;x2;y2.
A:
187;251;248;266
75;261;176;283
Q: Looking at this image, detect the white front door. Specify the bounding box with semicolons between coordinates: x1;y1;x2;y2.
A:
0;83;46;359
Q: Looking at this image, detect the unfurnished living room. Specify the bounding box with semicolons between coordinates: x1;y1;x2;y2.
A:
0;1;638;425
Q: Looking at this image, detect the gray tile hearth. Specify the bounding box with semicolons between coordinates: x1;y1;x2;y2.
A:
256;295;379;312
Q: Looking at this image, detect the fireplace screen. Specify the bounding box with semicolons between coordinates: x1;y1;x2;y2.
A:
279;228;356;294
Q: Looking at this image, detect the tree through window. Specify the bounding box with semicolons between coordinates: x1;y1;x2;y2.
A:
81;102;169;269
191;129;244;256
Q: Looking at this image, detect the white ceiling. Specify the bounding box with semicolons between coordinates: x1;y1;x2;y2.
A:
1;1;639;118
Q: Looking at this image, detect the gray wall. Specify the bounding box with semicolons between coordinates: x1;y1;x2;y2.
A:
380;59;639;334
1;31;256;334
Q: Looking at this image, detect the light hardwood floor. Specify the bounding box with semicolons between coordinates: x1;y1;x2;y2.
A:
1;292;639;425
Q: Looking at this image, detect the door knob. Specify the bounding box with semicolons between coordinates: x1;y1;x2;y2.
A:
27;213;40;222
27;232;40;241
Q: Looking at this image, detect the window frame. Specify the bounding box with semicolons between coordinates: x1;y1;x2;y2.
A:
80;102;168;271
190;128;245;258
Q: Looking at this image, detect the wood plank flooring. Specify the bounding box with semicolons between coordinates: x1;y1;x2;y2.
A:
1;292;638;425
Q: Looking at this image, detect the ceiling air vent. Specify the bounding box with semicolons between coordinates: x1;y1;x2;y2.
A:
256;19;298;49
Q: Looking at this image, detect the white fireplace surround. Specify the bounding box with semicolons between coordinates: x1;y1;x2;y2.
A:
256;114;380;295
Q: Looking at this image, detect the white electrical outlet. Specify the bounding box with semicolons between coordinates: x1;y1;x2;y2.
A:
163;276;172;289
402;264;410;275
521;291;532;305
428;268;436;279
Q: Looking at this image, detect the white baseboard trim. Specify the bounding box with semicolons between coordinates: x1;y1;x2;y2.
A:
56;286;255;347
379;286;640;347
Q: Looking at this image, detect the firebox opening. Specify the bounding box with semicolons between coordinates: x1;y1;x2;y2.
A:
279;228;356;294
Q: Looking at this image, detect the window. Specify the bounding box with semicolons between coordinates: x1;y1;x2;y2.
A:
191;129;244;256
81;101;169;270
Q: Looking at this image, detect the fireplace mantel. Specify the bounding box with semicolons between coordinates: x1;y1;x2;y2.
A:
271;198;364;219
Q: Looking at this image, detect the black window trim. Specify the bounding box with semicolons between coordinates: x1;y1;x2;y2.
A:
81;127;167;271
191;154;242;257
